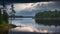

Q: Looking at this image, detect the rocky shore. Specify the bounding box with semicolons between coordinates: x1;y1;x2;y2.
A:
9;24;17;29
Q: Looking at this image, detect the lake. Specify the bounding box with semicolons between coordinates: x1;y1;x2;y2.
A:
0;2;60;34
9;18;60;34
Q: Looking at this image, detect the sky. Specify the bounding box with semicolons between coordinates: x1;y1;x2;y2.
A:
0;1;60;16
0;0;59;3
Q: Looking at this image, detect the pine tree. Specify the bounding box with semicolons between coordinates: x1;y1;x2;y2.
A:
10;4;16;20
0;8;2;24
2;0;9;23
2;10;9;23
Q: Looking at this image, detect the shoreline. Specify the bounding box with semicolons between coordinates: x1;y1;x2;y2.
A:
0;24;17;34
35;18;60;20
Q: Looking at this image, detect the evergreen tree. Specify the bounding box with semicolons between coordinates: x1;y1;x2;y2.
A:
2;10;9;23
0;8;2;24
10;4;16;20
0;0;9;23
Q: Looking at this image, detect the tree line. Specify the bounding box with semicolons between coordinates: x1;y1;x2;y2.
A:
35;10;60;18
35;10;60;26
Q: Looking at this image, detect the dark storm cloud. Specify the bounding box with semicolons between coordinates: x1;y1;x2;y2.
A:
0;0;59;3
48;1;60;9
34;1;60;11
53;1;60;9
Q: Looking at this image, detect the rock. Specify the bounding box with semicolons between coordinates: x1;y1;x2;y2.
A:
9;24;17;29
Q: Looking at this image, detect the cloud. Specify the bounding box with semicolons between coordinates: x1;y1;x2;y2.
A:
15;1;60;16
4;1;60;16
0;0;59;3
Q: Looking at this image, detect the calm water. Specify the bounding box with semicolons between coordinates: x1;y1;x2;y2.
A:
9;18;60;34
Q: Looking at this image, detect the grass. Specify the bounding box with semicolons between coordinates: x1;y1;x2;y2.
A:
0;22;17;34
0;22;9;34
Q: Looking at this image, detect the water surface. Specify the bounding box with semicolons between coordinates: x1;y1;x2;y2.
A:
9;18;60;34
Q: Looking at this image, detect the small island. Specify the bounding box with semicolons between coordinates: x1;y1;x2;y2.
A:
35;10;60;26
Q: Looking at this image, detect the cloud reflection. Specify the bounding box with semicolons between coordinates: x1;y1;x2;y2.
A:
10;25;55;33
9;18;60;33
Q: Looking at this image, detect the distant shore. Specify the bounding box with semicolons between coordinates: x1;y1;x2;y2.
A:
35;18;60;20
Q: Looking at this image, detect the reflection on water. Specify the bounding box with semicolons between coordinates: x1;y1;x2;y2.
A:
10;26;60;33
10;26;35;32
9;18;60;33
35;19;60;26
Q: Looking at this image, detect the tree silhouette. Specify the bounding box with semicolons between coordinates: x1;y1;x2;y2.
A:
10;4;16;20
3;10;9;23
0;8;2;24
0;0;9;23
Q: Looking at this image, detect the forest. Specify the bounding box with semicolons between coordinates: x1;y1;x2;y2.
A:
35;10;60;26
35;10;60;18
0;0;16;34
